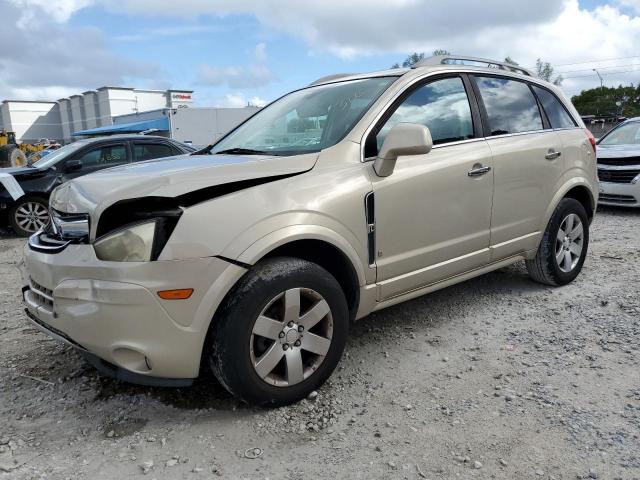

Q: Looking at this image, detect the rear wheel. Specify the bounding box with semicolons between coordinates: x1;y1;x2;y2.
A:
208;257;349;406
8;197;50;237
526;198;589;286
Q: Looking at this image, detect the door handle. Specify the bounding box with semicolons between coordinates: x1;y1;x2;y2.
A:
468;163;492;177
545;149;562;160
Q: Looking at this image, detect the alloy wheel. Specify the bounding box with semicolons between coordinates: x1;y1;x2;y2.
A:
15;202;49;233
555;213;584;273
250;287;333;387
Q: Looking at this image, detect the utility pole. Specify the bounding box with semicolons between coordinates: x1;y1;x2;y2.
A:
592;69;604;90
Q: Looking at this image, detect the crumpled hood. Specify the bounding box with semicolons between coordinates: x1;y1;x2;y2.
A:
597;144;640;158
50;152;318;215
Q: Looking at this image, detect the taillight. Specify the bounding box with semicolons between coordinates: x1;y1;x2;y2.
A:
584;128;596;153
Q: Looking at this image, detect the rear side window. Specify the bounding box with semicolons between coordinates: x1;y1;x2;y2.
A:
531;86;576;129
376;77;474;150
133;143;177;162
475;76;543;135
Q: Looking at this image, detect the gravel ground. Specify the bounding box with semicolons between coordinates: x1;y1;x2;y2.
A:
0;207;638;480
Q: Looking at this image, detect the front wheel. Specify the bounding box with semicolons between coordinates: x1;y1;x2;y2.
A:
8;197;50;237
208;257;349;406
526;198;589;286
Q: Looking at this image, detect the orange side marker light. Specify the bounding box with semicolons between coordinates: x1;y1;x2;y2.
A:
158;288;194;300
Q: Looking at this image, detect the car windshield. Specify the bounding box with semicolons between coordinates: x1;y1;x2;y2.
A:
599;122;640;146
210;77;398;156
31;141;87;168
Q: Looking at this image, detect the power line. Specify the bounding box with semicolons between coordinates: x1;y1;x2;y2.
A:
553;55;640;67
558;63;640;74
564;69;640;79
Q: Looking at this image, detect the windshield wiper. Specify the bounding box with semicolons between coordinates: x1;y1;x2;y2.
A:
215;147;273;156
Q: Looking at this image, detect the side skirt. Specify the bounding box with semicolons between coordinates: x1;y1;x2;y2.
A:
355;253;527;319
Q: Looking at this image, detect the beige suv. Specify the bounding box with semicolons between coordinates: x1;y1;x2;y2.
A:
22;56;598;406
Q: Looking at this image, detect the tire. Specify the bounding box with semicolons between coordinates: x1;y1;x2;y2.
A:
0;146;27;168
526;198;589;286
8;197;50;237
208;257;349;407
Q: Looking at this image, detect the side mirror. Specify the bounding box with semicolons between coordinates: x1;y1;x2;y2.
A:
63;159;82;173
373;123;433;177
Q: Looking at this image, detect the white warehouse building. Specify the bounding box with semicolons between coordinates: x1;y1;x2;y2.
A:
1;87;258;145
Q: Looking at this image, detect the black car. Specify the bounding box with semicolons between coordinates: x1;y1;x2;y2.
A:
0;135;194;236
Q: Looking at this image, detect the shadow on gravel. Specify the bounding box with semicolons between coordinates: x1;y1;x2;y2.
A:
351;262;547;338
0;226;18;238
596;205;640;217
94;374;241;411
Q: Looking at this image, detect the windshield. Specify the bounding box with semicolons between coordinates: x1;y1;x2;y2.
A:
31;141;87;168
31;142;86;168
211;77;398;156
599;122;640;146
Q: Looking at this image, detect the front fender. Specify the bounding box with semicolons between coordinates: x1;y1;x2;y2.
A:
234;223;369;287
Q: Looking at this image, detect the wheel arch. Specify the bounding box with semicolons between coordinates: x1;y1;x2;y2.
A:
260;239;361;322
542;178;596;231
237;226;366;322
563;184;595;222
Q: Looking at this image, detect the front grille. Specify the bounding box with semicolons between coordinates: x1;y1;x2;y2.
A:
597;168;640;184
598;156;640;166
599;193;636;204
28;277;54;311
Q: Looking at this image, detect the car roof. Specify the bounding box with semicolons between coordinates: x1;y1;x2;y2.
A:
72;134;175;144
309;55;541;87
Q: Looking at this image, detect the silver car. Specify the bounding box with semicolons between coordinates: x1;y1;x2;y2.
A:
597;117;640;207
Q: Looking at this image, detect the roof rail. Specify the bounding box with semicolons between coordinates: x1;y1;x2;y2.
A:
309;73;355;86
414;55;535;77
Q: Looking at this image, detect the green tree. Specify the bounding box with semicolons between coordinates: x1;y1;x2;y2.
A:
571;84;640;117
536;58;563;86
391;50;451;68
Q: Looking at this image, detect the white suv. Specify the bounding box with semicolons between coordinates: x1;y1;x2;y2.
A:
22;56;598;406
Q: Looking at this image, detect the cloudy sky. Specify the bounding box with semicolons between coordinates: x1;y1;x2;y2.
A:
2;0;640;107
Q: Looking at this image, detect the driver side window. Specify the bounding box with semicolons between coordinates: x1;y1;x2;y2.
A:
375;77;475;153
74;144;127;169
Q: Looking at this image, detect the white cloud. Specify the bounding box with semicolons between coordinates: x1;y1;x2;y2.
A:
7;0;92;26
114;24;227;42
91;0;567;59
0;2;157;100
4;0;640;99
217;93;267;108
197;43;273;89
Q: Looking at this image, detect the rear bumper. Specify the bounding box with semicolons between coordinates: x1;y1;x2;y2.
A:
21;242;247;381
598;181;640;207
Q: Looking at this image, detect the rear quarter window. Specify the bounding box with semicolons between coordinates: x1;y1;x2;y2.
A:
475;76;543;135
531;85;577;129
133;143;178;162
